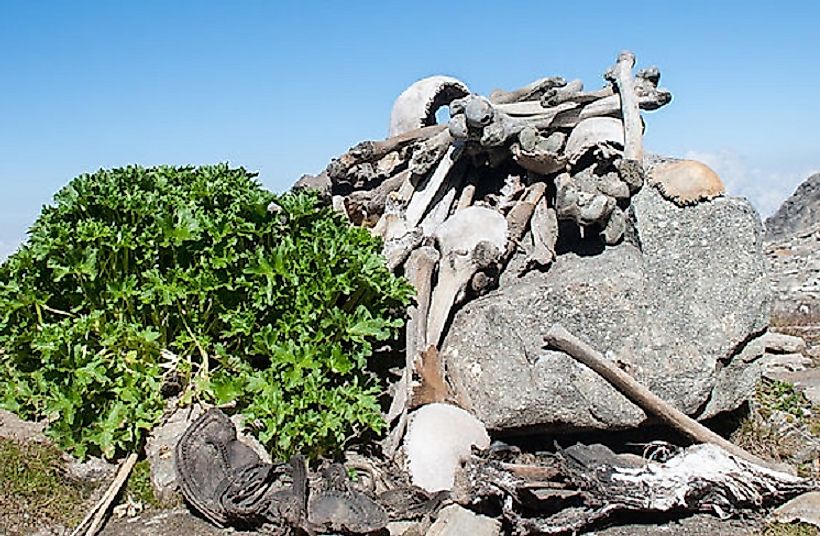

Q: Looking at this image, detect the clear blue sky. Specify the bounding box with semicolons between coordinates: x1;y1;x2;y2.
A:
2;0;819;259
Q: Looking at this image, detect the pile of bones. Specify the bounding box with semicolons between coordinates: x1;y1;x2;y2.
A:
174;52;815;536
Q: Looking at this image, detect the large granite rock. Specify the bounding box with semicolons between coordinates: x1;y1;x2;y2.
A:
444;186;771;432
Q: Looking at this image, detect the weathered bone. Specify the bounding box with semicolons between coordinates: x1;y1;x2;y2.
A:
328;124;445;185
427;207;508;348
579;89;672;120
648;159;726;205
457;184;476;210
605;51;643;163
565;116;624;166
503;182;547;264
389;76;470;137
420;185;459;237
346;169;410;225
601;206;626;245
555;172;616;226
528;198;559;268
511;128;567;175
382;228;423;271
489;76;566;104
384;246;440;458
539;79;587;106
408;129;454;176
404;146;461;228
450;95;578;147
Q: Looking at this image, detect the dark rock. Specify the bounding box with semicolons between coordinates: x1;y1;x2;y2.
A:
444;187;770;432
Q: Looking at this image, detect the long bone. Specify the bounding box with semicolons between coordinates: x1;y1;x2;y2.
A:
489;76;566;104
383;245;440;458
426;207;508;348
449;95;578;147
403;145;464;228
605;51;643;163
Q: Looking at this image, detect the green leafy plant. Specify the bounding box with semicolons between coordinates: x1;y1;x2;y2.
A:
0;164;412;460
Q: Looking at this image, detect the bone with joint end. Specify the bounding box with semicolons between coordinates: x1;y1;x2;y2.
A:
427;207;508;348
606;51;643;163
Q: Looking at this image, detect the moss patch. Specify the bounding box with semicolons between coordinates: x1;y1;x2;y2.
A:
761;522;819;536
123;458;160;507
0;438;92;535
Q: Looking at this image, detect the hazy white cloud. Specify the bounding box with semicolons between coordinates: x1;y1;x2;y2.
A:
684;149;817;218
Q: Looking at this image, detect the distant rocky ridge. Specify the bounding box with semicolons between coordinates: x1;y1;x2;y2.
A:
765;172;820;242
766;173;820;356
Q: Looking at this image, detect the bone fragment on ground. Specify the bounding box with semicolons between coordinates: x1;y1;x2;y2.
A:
605;51;644;163
427;206;508;348
648;159;726;205
389;76;470;137
427;504;501;536
403;403;490;492
457;183;476;210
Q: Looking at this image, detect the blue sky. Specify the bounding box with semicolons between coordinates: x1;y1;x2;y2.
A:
2;1;819;260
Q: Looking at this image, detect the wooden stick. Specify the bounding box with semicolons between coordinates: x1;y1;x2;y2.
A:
70;452;138;536
543;324;782;472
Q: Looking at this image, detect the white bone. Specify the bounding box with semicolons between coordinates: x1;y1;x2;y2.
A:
427;207;507;348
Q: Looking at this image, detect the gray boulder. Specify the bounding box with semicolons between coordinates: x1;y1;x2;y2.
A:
765;172;820;242
444;186;771;432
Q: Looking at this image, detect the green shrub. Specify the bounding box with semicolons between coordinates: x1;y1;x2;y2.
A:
0;164;412;460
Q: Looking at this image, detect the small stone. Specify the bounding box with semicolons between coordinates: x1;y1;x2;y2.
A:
428;504;501;536
763;332;808;354
387;521;423;536
771;491;820;528
0;409;46;443
145;404;205;505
